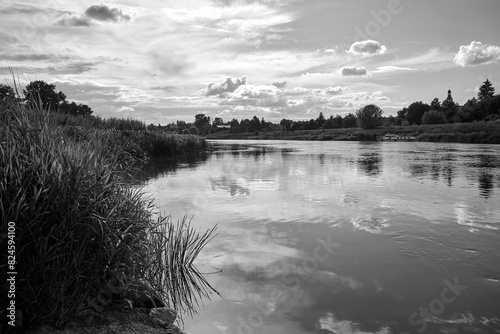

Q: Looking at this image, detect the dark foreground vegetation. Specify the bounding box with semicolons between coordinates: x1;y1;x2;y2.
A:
0;85;215;331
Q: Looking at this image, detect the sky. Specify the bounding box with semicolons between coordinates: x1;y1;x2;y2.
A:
1;0;500;124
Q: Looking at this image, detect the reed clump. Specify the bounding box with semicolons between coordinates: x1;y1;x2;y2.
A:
0;97;217;329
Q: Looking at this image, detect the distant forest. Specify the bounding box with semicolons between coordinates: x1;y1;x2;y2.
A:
168;79;500;135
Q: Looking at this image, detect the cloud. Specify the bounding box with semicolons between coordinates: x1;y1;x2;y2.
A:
324;86;346;95
222;84;287;107
354;91;389;102
348;40;387;56
48;61;99;74
0;52;54;62
212;0;299;8
271;81;287;88
149;51;187;76
340;67;368;76
282;86;309;96
206;76;248;96
373;66;416;73
453;41;500;67
55;5;130;27
150;85;176;92
117;106;135;113
55;14;91;27
84;5;131;22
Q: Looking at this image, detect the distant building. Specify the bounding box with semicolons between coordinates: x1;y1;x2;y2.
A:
445;88;454;103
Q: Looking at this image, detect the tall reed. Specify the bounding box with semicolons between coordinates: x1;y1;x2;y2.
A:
0;95;217;329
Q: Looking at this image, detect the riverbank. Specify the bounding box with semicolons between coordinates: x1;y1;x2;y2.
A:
0;100;216;332
206;121;500;144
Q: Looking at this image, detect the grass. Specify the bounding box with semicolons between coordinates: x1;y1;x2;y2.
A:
0;97;217;330
206;121;500;144
144;216;221;317
49;113;207;162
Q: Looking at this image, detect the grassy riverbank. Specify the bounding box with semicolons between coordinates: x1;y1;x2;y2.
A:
48;112;207;161
0;100;215;330
206;121;500;144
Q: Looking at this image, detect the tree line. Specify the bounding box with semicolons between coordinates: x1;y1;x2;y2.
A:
0;80;94;117
174;79;498;134
3;79;498;134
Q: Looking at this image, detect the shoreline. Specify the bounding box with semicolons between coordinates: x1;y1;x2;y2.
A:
205;121;500;144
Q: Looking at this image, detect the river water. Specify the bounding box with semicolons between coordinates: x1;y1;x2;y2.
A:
141;140;500;334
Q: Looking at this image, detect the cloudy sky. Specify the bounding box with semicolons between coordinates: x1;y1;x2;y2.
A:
1;0;500;124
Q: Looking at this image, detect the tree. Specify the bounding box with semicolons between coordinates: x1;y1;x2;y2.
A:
465;97;477;107
59;101;93;117
486;95;500;116
213;117;223;126
0;84;16;102
406;101;430;125
396;107;408;124
356;104;383;129
239;119;250;133
324;115;342;129
421;110;445;125
316;112;326;128
280;119;294;131
176;120;188;132
194;113;211;128
332;115;343;128
24;80;66;111
478;79;495;101
229;118;240;133
342;113;357;128
430;98;441;111
189;125;199;135
441;99;458;123
384;115;397;127
248;116;261;132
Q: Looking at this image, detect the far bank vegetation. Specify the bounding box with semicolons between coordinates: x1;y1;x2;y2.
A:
168;80;500;144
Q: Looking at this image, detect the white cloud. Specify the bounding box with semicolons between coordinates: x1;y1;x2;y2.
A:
118;106;135;112
453;41;500;67
373;66;416;73
348;40;387;56
282;86;309;96
340;67;368;76
205;76;248;96
221;84;287;107
232;84;280;99
162;3;297;35
324;86;346;95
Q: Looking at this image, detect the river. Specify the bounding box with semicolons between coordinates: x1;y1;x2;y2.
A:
141;140;500;334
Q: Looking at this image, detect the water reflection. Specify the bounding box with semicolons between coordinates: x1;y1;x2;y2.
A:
130;154;209;183
479;171;494;198
142;141;500;334
443;162;454;187
210;175;250;196
357;153;381;176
